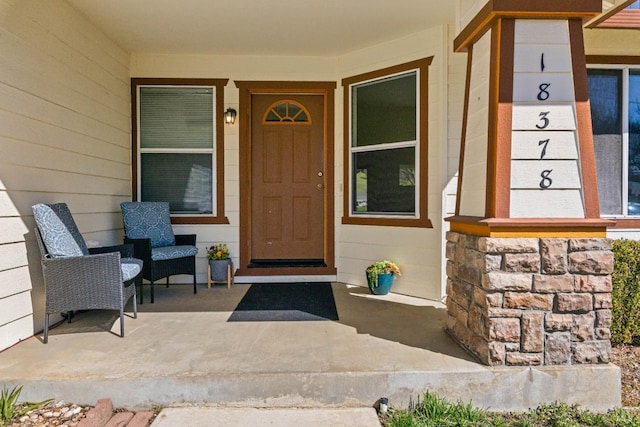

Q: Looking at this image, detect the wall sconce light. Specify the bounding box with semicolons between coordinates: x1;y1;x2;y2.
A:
224;108;237;125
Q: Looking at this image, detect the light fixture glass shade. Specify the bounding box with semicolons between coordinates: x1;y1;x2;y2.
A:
224;108;237;125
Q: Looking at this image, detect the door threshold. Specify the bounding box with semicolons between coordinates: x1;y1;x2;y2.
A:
234;275;338;284
249;259;326;268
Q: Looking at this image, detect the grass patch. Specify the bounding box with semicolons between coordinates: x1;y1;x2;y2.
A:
381;392;640;427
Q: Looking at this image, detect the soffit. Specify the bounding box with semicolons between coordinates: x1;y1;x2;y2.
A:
65;0;455;56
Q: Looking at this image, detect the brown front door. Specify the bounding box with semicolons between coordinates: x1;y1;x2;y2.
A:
250;94;325;264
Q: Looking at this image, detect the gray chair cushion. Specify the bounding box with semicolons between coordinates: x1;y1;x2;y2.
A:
121;257;143;282
151;245;199;261
120;202;176;248
32;203;89;258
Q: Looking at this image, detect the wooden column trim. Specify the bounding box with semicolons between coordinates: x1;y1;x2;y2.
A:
455;46;474;217
569;19;601;219
446;215;614;237
454;0;602;53
487;18;515;218
451;1;611;234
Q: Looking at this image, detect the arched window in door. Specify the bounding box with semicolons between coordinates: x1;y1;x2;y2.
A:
262;100;312;124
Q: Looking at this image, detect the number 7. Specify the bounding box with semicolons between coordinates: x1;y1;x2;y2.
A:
538;139;550;160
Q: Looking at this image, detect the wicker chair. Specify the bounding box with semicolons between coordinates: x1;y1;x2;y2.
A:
32;203;143;343
120;202;198;303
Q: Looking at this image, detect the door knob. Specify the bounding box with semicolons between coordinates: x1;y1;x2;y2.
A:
317;184;324;190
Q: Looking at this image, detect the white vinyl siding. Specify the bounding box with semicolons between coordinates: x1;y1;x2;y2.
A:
336;26;447;299
458;29;491;217
0;0;130;350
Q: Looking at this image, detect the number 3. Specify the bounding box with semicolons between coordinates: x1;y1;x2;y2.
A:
536;111;550;130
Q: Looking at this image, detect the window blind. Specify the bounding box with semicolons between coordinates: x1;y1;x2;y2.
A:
140;87;214;149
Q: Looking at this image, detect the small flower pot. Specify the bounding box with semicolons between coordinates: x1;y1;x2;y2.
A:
208;259;233;288
367;272;394;295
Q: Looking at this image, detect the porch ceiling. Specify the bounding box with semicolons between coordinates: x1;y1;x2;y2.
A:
65;0;455;56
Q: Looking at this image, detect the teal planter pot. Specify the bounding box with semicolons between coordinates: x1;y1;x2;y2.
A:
368;273;394;295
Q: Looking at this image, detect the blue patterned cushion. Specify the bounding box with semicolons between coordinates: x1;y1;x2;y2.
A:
33;203;89;258
121;257;143;282
120;202;175;248
151;245;198;261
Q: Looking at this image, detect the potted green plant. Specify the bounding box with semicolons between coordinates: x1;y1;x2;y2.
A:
366;260;401;295
206;243;233;288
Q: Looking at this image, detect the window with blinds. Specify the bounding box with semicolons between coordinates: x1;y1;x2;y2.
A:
138;86;216;215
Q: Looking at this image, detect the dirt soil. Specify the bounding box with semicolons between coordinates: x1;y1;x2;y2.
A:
612;344;640;407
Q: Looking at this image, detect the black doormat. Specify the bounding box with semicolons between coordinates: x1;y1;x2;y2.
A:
228;282;339;322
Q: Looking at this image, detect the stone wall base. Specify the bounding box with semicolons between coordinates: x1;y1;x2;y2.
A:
445;232;613;366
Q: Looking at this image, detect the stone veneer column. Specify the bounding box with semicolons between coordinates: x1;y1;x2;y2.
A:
445;232;613;366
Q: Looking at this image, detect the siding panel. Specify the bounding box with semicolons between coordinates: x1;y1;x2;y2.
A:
0;267;32;299
0;110;130;163
0;292;32;326
0;165;130;195
0;27;129;130
0;137;130;180
0;316;33;351
0;83;128;146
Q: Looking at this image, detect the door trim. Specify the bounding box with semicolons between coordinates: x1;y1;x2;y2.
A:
235;81;337;277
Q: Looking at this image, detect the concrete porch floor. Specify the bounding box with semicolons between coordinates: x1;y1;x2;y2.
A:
0;283;620;412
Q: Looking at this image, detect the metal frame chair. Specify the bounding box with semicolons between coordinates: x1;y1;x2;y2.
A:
120;202;198;303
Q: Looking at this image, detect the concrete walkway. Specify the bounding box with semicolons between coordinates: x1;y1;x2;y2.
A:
76;399;381;427
150;407;381;426
0;283;621;412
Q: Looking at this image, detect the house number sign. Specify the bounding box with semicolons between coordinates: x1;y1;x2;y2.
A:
510;20;585;218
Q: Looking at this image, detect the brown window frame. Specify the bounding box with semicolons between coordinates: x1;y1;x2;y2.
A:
585;57;640;229
341;58;433;228
131;78;229;225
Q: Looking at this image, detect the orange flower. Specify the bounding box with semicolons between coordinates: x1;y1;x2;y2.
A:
207;243;231;260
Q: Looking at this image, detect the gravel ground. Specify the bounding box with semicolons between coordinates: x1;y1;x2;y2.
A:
4;347;638;425
5;401;158;427
611;344;640;408
6;401;92;426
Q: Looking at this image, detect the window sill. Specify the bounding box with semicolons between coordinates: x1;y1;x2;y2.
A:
171;216;230;225
341;216;433;228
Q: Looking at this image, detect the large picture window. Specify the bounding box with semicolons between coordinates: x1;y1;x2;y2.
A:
588;66;640;217
131;78;229;224
342;58;432;227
